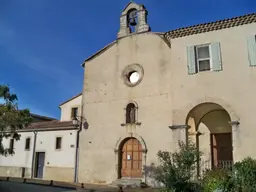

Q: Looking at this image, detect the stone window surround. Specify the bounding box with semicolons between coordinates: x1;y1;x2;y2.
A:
121;100;142;126
122;64;144;87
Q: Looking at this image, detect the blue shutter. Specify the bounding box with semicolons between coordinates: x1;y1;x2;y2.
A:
246;35;256;67
211;42;222;71
187;46;196;75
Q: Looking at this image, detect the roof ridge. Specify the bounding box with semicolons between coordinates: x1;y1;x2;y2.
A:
166;13;256;39
59;92;82;107
81;13;255;64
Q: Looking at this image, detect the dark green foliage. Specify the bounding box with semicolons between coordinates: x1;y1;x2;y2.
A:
0;85;32;156
201;157;256;192
150;140;202;192
231;157;256;191
202;168;232;192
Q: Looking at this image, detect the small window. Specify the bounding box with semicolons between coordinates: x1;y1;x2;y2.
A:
55;137;62;150
126;103;136;124
9;138;14;151
71;107;78;118
25;138;31;150
195;45;211;72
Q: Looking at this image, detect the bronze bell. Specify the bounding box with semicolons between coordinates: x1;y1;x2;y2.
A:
129;18;137;26
129;10;137;26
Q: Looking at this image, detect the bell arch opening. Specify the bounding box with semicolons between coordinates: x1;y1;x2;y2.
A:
186;102;233;170
127;8;138;33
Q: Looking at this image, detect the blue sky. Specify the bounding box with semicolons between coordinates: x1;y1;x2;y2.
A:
0;0;255;119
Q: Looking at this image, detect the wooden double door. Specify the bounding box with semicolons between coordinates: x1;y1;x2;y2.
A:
211;133;233;168
120;138;143;178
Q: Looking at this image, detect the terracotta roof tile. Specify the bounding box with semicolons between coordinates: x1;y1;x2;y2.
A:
26;120;74;129
166;13;256;39
82;13;255;65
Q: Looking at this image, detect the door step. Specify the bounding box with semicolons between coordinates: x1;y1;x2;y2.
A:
110;178;142;188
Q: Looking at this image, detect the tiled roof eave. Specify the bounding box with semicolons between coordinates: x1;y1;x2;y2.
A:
1;126;78;133
19;126;78;132
165;13;256;39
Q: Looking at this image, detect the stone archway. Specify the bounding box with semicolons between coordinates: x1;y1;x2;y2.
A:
114;134;147;179
172;97;239;125
186;102;233;170
118;137;143;178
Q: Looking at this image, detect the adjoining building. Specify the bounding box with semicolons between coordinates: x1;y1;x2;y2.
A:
0;93;82;182
77;1;256;186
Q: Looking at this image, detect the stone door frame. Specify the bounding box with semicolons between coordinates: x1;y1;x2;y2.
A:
114;133;147;181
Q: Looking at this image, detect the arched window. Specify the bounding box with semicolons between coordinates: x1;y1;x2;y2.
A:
126;103;136;124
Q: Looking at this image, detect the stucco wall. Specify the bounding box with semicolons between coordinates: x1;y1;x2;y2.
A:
79;33;175;184
0;132;34;170
0;130;77;182
79;23;256;185
60;95;82;121
170;23;256;160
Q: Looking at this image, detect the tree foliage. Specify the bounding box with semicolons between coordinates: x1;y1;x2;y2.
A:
0;85;32;156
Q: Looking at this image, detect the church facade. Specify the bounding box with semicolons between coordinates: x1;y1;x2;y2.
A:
78;2;256;186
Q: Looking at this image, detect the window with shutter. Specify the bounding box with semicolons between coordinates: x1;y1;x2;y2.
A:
246;35;256;67
211;42;222;71
187;42;222;74
187;46;196;75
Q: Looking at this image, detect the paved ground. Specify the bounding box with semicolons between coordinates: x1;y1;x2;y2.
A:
0;181;77;192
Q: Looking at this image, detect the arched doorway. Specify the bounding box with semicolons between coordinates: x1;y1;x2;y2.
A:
186;103;233;169
118;137;143;178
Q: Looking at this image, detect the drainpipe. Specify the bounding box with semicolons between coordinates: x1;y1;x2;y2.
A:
74;103;84;183
31;131;38;179
74;127;81;183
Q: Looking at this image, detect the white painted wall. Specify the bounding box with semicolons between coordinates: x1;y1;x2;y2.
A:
0;129;77;168
36;130;77;168
0;132;33;168
59;95;82;121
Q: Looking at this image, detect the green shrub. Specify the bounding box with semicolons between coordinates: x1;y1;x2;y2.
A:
149;140;202;192
202;168;231;192
231;157;256;191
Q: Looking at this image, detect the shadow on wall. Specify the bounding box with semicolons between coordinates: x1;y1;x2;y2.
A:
143;163;163;188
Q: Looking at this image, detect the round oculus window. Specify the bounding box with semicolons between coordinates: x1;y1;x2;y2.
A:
122;64;144;87
128;71;140;84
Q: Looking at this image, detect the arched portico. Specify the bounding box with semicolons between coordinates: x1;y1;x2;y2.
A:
186;102;234;171
172;97;239;125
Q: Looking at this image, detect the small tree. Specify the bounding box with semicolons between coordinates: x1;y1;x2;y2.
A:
149;140;202;192
0;85;32;156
